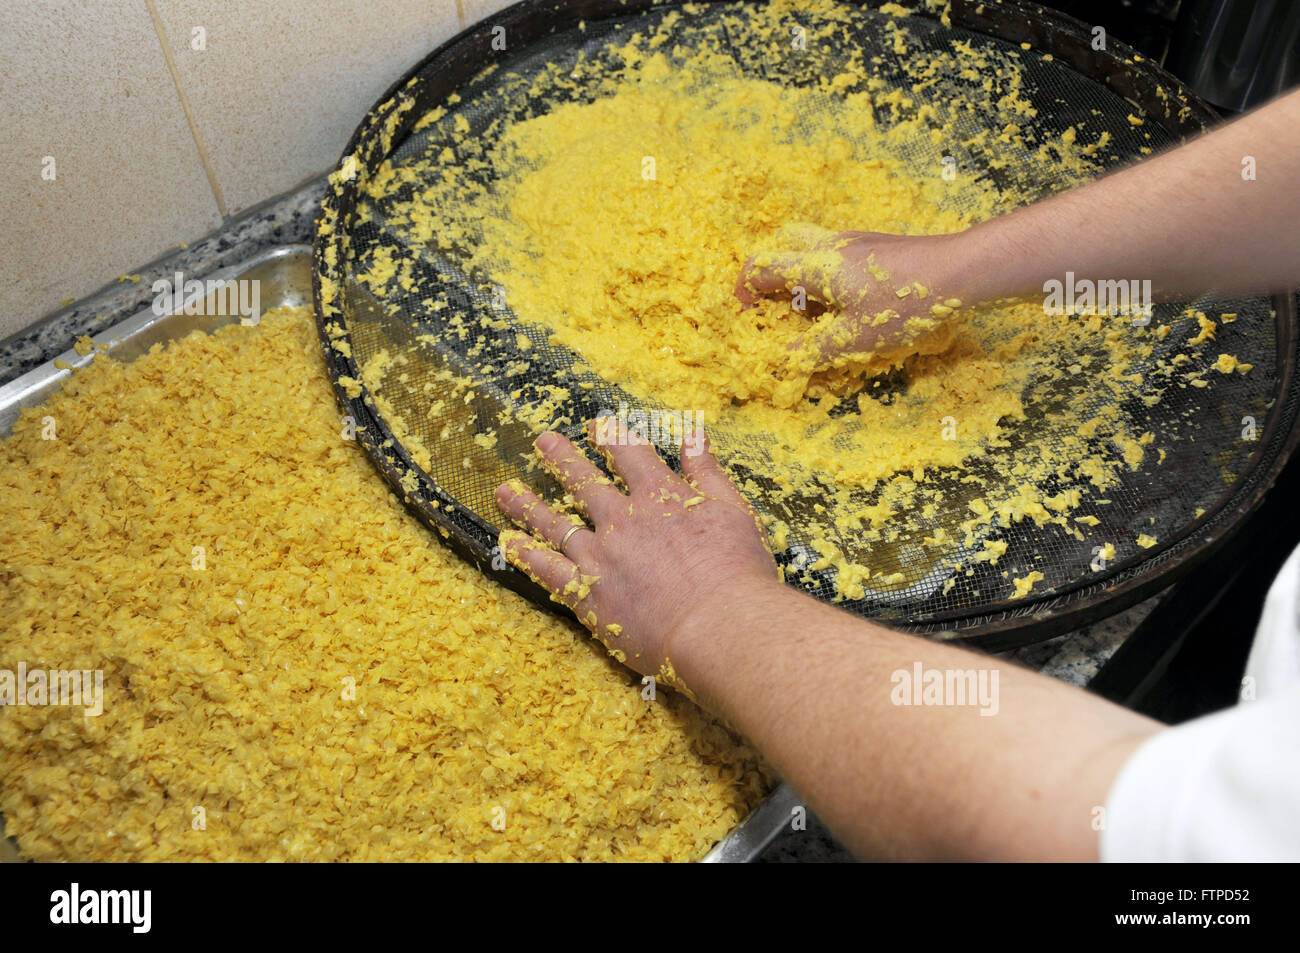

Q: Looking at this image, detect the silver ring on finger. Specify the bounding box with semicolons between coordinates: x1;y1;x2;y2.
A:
559;524;583;556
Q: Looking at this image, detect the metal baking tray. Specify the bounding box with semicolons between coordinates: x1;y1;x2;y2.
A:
0;243;794;863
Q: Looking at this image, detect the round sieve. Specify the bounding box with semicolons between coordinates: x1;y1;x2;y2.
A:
313;0;1300;650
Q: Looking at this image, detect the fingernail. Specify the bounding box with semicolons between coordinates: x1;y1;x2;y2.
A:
535;432;558;453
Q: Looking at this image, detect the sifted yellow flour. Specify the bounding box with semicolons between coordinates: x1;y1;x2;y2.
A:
345;0;1249;605
0;307;770;861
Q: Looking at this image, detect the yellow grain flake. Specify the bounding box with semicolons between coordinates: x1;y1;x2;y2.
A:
1010;570;1044;599
0;306;770;861
1188;312;1216;346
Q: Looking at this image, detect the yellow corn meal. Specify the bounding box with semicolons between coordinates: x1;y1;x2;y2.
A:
0;306;770;861
346;0;1248;603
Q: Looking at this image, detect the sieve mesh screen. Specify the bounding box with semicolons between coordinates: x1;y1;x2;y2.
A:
314;0;1297;646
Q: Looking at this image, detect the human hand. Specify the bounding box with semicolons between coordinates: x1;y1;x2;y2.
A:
494;420;778;686
735;224;978;369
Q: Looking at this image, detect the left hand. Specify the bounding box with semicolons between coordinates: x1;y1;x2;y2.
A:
494;419;778;684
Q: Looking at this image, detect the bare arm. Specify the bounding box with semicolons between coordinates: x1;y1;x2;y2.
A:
678;577;1158;861
496;426;1161;861
963;85;1300;301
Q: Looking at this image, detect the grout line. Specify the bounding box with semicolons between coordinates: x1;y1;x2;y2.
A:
143;0;229;218
455;0;466;29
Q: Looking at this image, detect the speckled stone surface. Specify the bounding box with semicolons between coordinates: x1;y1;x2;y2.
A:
0;177;325;388
0;180;1166;862
1007;596;1160;686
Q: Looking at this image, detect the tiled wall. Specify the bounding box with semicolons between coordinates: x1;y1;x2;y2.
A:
0;0;516;341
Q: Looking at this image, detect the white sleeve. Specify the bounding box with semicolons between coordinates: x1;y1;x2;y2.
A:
1100;543;1300;862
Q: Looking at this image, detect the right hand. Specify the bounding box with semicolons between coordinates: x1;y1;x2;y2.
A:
735;224;976;369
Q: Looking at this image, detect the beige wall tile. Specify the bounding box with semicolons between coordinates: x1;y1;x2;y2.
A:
152;0;462;216
460;0;519;26
0;0;222;339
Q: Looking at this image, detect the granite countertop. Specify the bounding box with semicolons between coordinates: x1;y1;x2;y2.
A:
0;178;1166;863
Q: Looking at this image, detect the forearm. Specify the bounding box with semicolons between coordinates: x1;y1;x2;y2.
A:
955;87;1300;303
673;579;1161;861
